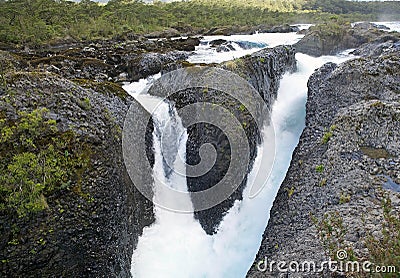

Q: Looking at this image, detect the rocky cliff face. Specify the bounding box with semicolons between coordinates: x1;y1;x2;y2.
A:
0;43;297;275
0;56;155;277
247;49;400;277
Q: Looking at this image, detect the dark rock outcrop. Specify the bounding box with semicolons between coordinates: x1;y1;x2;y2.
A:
4;37;200;83
0;64;155;276
247;50;400;277
294;22;387;57
261;24;300;33
351;33;400;57
151;46;296;235
0;43;297;275
144;28;181;39
125;51;189;81
204;25;254;36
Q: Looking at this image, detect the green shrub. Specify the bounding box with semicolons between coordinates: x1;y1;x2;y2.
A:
321;131;333;144
315;164;325;173
0;108;90;217
365;197;400;276
312;197;400;276
321;125;337;144
311;211;354;260
339;192;351;204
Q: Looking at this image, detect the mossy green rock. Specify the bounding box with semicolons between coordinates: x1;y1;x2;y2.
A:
0;71;154;277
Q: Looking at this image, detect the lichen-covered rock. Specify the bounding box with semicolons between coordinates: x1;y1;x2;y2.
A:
247;51;400;277
0;71;154;277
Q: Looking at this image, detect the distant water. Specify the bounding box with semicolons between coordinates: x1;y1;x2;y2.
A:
353;21;400;32
373;21;400;32
188;32;304;64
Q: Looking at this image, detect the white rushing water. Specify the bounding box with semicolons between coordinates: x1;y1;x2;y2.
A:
187;32;304;64
123;29;367;278
372;21;400;32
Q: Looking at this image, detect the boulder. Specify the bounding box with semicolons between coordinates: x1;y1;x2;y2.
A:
126;51;189;81
158;46;296;234
294;21;387;57
144;28;181;39
268;24;300;33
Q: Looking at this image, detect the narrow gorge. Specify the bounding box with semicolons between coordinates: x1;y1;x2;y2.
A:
1;17;399;278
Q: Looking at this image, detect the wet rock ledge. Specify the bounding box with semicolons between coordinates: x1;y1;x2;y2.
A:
247;48;400;277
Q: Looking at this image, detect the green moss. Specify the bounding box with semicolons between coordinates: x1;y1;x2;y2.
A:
78;97;91;110
321;125;337;144
286;187;295;198
339;192;351;204
82;58;112;69
311;211;353;261
180;61;196;68
370;101;384;108
365;197;400;274
315;164;325;173
313;196;400;272
319;178;327;187
321;131;333;144
0;108;90;217
7;239;19;245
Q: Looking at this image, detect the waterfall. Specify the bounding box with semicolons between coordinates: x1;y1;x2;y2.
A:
124;33;356;278
130;95;210;278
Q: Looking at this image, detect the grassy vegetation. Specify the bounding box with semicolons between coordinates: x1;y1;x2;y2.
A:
315;164;325;173
321;124;337;144
311;211;356;261
365;197;400;277
312;195;400;277
0;0;399;46
0;107;90;217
